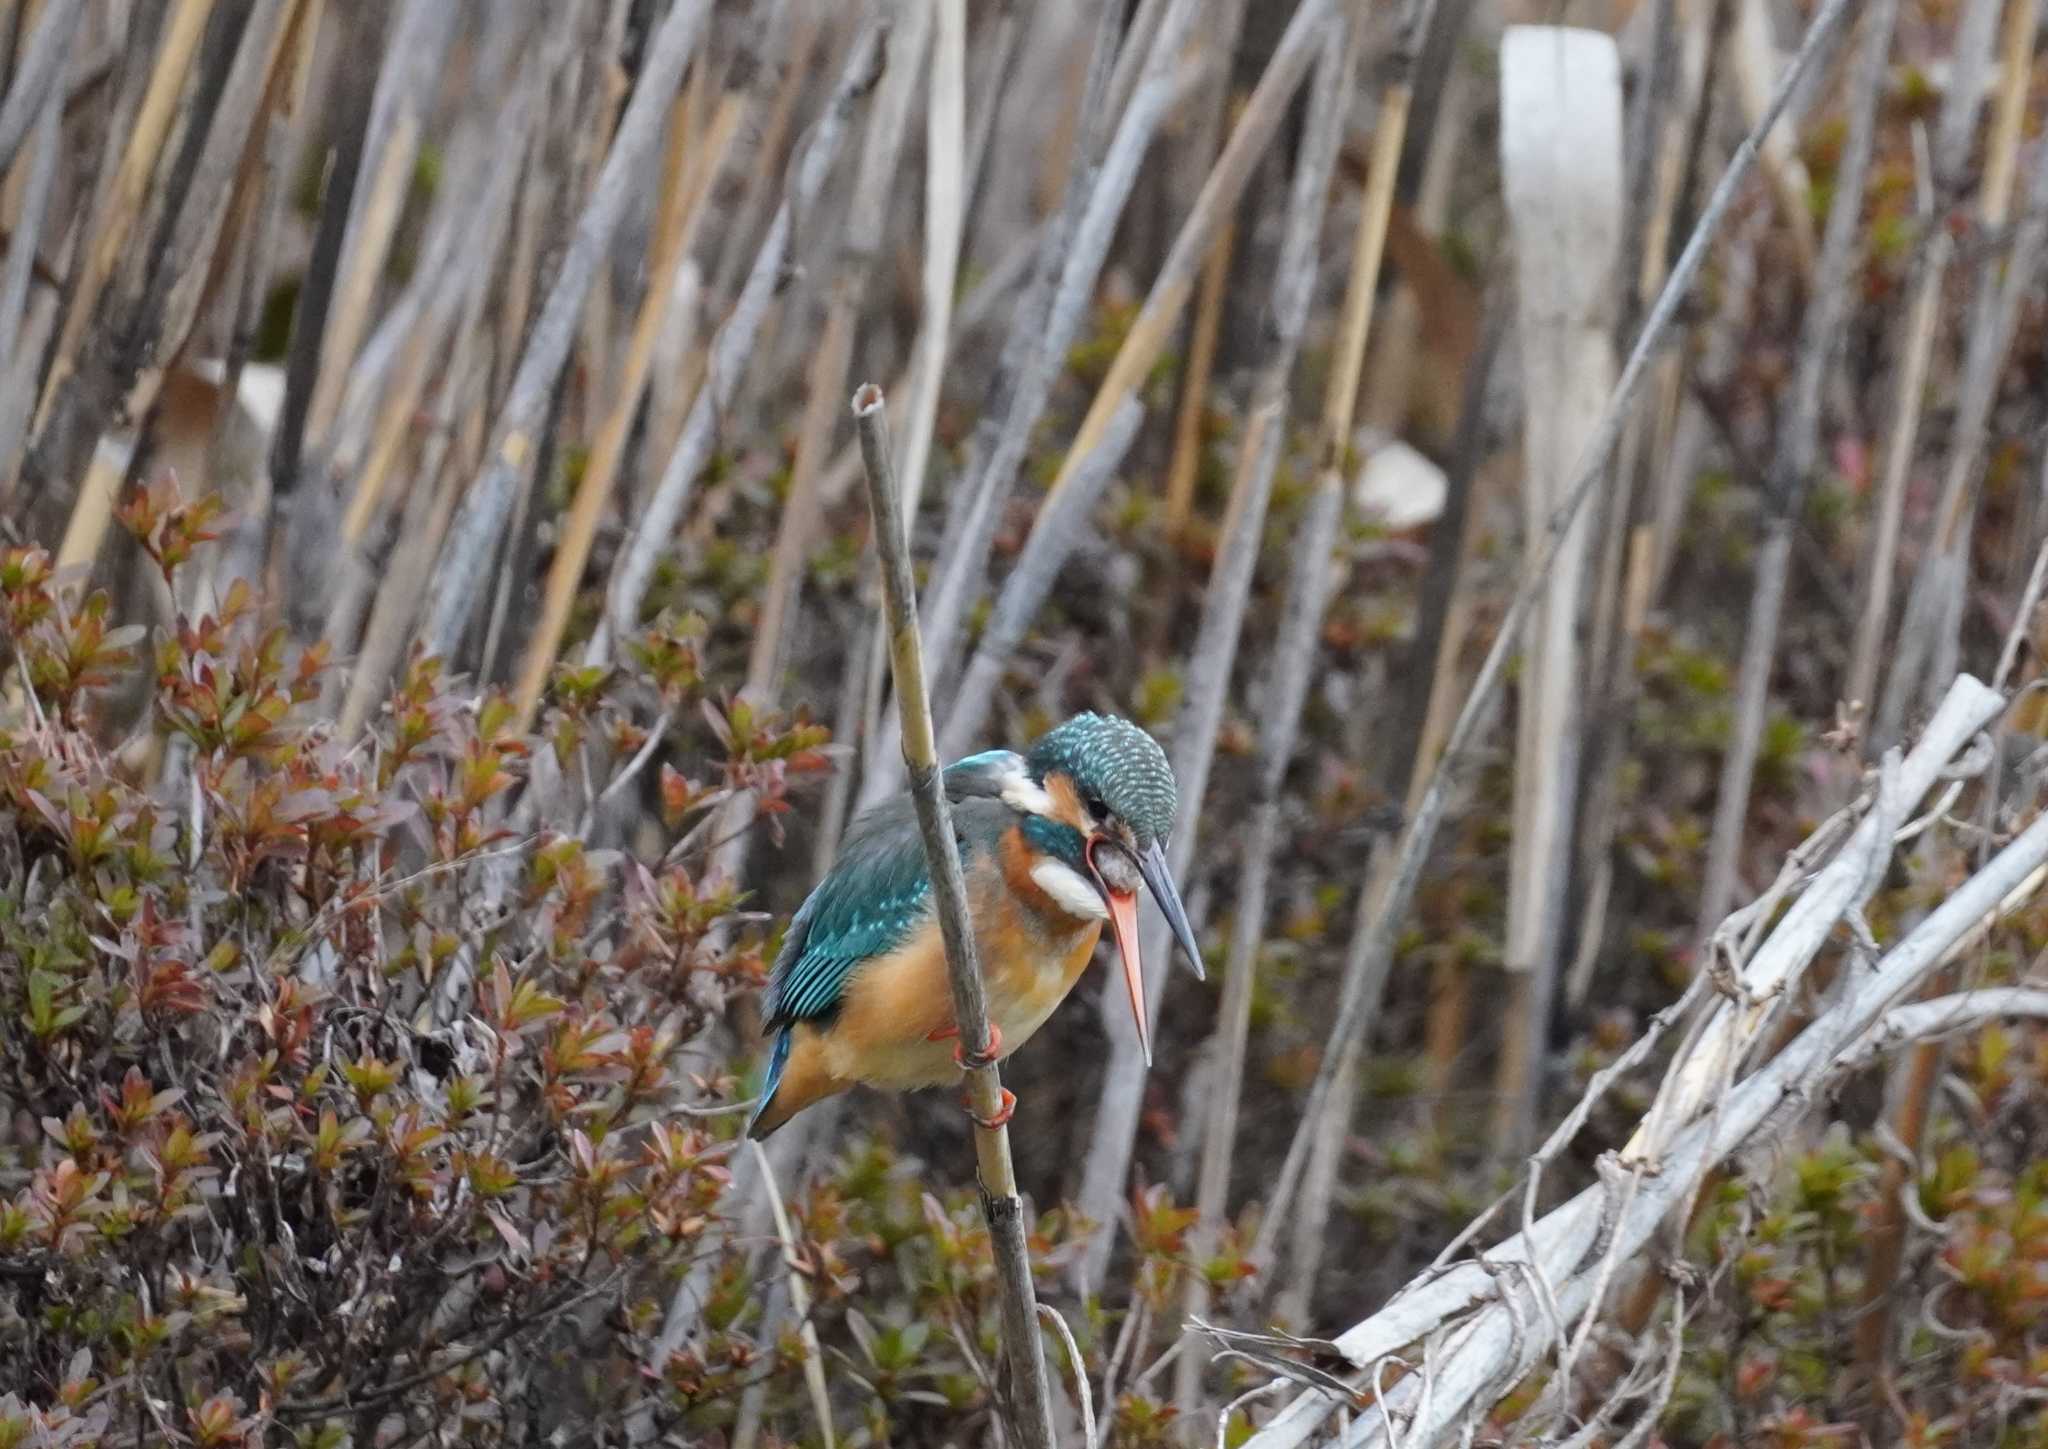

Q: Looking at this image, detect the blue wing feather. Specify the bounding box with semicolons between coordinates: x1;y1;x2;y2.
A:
760;762;1022;1031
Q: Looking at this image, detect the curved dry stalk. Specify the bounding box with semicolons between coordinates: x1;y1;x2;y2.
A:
853;384;1057;1449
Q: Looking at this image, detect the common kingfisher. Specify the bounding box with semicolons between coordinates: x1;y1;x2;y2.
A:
746;712;1204;1139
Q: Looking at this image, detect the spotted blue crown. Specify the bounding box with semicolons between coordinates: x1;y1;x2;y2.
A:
1025;712;1178;846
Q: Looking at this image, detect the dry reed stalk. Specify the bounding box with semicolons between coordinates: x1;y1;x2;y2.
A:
708;4;821;303
592;21;882;667
0;0;78;178
747;0;930;700
1844;227;1948;725
295;0;458;455
121;0;299;426
509;87;741;732
1695;0;1897;940
1073;6;1352;1297
1874;8;2048;750
1041;0;1339;520
852;383;1059;1449
1563;0;1701;1014
904;0;1200;727
1162;216;1234;542
1174;433;1348;1417
1264;5;1431;1318
1243;0;1860;1281
893;0;966;528
31;0;212;441
417;0;712;660
1731;0;1817;268
0;46;59;495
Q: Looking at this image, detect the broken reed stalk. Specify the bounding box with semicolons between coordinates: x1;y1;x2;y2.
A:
851;383;1057;1449
1246;0;1861;1274
1491;23;1623;1161
1073;4;1355;1296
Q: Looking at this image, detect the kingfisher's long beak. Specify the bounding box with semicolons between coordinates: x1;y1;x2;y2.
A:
1087;839;1151;1068
1087;840;1205;1071
1137;840;1205;983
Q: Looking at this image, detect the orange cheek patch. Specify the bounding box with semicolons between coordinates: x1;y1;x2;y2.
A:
1042;772;1092;834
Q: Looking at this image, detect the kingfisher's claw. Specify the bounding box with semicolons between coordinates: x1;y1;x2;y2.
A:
929;1020;1003;1070
965;1088;1017;1130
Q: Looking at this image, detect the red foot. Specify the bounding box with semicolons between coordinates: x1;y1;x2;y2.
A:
927;1020;1002;1071
964;1087;1017;1130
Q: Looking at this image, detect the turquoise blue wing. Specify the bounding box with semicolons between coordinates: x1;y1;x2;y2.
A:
760;772;1020;1031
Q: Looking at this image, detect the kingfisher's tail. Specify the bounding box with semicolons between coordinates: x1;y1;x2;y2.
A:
744;1029;794;1140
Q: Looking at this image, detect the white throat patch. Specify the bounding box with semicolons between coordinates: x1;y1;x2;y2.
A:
1031;858;1108;920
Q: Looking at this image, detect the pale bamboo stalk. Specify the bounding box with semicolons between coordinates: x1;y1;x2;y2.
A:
417;0;713;660
591;22;881;667
31;0;212;438
509;89;741;731
852;383;1057;1449
1245;0;1861;1274
746;0;929;699
1073;7;1353;1297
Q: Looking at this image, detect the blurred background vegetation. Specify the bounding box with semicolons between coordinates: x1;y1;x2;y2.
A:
1;0;2047;1445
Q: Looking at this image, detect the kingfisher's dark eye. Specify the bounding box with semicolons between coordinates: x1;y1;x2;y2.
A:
1085;793;1110;824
